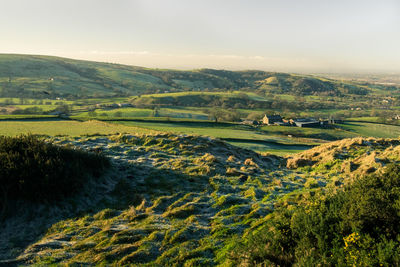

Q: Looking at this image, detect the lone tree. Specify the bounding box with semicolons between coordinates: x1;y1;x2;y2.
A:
207;109;224;122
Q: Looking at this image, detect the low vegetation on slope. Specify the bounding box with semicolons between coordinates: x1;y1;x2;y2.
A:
0;135;110;217
230;164;400;266
2;134;400;266
286;137;400;178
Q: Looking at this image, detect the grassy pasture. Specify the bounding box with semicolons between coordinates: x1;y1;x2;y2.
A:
75;107;209;120
339;121;400;138
346;116;381;122
226;141;312;155
0;120;154;136
111;120;321;154
11;104;58;111
137;91;243;98
159;107;208;119
259;125;358;140
0;115;58;120
75;107;154;118
112;120;287;141
0;98;74;105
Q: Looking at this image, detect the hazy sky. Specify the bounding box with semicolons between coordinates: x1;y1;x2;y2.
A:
1;0;399;72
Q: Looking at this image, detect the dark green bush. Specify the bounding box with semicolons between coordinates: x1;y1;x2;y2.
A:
230;164;400;266
0;135;110;212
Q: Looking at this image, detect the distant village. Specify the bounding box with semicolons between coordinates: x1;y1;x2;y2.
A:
243;114;343;128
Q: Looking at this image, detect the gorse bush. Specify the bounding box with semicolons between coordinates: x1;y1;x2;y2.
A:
0;135;110;214
230;164;400;266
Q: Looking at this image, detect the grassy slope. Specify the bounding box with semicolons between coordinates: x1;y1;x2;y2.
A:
4;134;400;265
0;54;390;98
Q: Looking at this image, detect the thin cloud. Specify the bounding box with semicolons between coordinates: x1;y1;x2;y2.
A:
82;50;151;55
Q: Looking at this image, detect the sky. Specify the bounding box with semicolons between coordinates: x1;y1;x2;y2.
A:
1;0;399;73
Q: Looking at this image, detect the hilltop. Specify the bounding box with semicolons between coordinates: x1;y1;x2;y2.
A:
0;54;393;99
2;134;400;265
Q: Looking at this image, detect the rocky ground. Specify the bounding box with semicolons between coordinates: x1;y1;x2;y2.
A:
1;134;400;266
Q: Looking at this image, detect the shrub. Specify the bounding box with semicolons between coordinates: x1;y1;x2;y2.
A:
229;164;400;266
0;135;110;216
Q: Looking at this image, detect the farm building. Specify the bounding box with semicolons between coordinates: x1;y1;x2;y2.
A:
263;114;283;125
241;120;259;126
293;118;321;128
274;121;291;126
328;118;343;124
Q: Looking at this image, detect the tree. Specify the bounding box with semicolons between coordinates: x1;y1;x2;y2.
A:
246;112;263;121
88;110;97;117
53;104;71;115
207;109;224;122
152;107;160;117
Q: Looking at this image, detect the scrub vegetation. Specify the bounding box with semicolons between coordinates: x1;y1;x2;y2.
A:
0;135;109;217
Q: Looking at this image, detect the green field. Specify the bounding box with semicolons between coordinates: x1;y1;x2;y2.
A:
112;120;304;142
0;120;154;136
0;98;75;105
74;107;153;118
259;125;358;140
0;114;58;120
226;141;312;156
74;107;209;120
109;120;322;154
159;107;208;119
0;118;313;155
1;116;399;155
339;121;400;138
346;116;381;122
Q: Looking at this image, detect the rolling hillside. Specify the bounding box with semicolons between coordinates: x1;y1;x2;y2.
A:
0;54;393;99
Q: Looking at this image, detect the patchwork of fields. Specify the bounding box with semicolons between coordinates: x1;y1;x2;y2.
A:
0;117;399;155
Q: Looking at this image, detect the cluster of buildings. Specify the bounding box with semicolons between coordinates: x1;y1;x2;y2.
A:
95;103;132;109
242;114;342;128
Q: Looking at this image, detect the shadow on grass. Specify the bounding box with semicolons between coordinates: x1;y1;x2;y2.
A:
0;158;208;265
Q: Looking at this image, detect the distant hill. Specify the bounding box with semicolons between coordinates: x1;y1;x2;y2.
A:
0;54;394;99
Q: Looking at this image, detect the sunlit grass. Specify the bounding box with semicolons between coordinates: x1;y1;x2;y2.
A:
339;122;400;138
0;120;155;136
